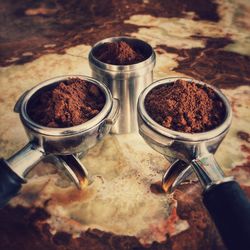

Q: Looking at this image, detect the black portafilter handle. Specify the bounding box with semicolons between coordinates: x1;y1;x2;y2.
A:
0;158;25;208
203;181;250;250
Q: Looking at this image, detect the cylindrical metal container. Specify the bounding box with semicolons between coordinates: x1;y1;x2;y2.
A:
89;36;156;134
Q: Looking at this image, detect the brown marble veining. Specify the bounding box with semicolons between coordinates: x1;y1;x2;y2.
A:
0;0;250;249
157;37;250;88
0;183;228;250
0;0;219;67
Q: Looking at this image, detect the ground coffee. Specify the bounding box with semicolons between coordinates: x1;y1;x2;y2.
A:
28;78;105;128
94;41;146;65
145;79;226;133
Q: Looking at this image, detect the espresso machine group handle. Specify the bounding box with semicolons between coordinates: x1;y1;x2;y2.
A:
0;159;25;208
203;181;250;250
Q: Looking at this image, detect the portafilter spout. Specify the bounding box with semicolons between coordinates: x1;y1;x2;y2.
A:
138;77;250;250
6;143;88;189
162;154;233;194
162;160;193;193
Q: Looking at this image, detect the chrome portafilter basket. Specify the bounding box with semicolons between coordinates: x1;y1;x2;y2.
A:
138;77;250;250
0;75;119;207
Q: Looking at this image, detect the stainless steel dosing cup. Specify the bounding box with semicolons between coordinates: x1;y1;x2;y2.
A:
137;77;250;250
0;75;119;208
89;36;156;134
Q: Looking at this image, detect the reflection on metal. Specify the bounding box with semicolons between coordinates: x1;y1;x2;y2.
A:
58;155;89;189
89;36;156;134
137;77;234;192
162;160;192;193
5;75;120;188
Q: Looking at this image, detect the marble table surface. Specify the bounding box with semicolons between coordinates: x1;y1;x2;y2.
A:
0;0;250;249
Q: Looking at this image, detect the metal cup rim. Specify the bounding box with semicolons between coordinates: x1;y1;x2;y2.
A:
138;77;233;142
88;36;156;73
19;75;113;136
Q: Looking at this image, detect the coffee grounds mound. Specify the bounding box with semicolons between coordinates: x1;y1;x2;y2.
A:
28;78;105;128
94;41;146;65
145;79;226;133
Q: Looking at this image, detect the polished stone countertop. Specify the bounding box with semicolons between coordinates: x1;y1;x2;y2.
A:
0;0;249;249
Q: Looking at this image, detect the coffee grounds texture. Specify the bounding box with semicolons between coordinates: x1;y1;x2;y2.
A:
145;79;226;133
28;78;105;128
94;41;146;65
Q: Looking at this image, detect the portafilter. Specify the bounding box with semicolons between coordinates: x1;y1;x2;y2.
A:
0;75;119;208
137;77;250;250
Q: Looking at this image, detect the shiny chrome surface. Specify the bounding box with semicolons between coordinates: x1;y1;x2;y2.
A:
7;75;120;186
137;77;233;192
19;75;112;135
58;155;89;189
138;77;232;143
191;155;234;191
16;75;118;154
7;142;45;179
162;160;192;193
89;36;156;134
